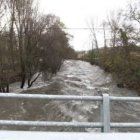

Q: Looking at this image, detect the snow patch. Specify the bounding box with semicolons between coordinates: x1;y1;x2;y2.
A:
10;73;50;93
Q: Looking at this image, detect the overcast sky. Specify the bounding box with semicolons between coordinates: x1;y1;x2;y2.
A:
39;0;130;51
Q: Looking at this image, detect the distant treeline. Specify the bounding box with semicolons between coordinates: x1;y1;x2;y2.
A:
82;1;140;93
0;0;77;92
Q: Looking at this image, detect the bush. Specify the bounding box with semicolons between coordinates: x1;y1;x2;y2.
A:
86;47;140;91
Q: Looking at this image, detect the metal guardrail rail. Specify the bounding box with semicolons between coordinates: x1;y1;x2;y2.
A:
0;93;140;132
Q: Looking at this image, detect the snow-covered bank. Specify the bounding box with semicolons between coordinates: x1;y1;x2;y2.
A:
9;73;51;93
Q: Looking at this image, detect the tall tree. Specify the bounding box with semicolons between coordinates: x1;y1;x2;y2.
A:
8;0;47;88
88;21;99;53
40;14;70;74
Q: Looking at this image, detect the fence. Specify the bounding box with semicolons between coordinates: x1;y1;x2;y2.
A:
0;93;140;132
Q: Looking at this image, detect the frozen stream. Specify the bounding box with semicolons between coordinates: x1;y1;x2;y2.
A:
0;60;140;132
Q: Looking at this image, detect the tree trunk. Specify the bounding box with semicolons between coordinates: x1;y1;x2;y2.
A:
28;73;40;88
20;73;26;89
6;84;9;93
28;77;31;88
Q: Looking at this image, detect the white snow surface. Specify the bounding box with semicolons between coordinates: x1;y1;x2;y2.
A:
9;73;49;93
0;131;140;140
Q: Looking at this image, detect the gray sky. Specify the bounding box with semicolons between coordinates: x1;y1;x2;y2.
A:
39;0;130;51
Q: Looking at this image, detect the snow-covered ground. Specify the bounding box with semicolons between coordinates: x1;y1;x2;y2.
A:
9;73;50;93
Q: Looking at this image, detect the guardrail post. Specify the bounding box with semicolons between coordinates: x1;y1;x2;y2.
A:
100;94;110;132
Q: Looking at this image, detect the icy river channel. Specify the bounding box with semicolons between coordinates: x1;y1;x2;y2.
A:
0;60;140;132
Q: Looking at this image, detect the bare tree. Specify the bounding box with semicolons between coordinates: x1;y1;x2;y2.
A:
107;12;121;48
7;0;46;88
0;0;11;92
25;14;48;88
0;0;71;90
40;14;70;74
126;1;140;24
124;1;140;45
102;21;108;49
88;20;99;53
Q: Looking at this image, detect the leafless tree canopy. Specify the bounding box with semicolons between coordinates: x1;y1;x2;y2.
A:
0;0;76;91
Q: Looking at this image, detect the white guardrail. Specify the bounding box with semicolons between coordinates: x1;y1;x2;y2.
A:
0;93;140;132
